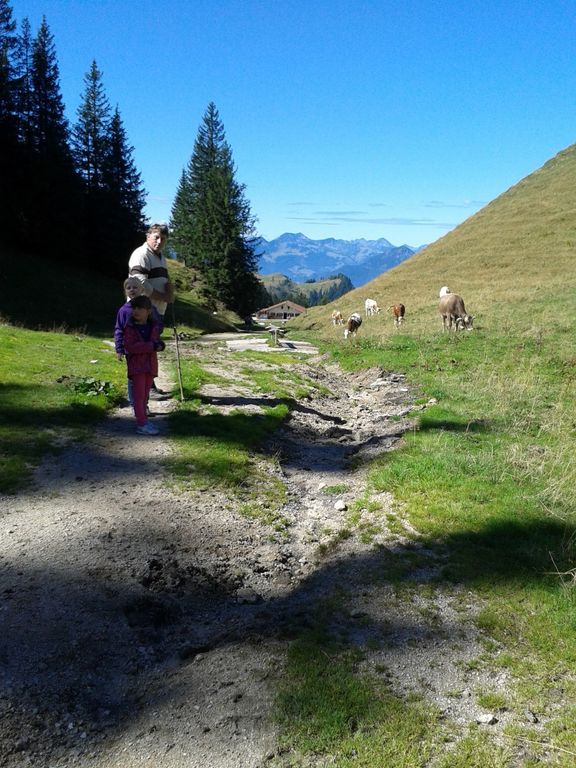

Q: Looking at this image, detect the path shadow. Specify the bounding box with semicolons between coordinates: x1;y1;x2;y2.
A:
0;513;572;763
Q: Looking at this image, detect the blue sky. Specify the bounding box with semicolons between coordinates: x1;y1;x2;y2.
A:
11;0;576;247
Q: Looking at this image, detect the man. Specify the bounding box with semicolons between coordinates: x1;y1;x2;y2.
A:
128;223;175;398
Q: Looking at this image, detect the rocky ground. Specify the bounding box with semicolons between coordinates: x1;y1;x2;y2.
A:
0;334;538;767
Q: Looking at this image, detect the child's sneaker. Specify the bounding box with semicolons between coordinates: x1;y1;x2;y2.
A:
136;422;159;436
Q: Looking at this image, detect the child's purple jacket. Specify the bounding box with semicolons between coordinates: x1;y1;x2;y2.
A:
114;301;164;356
124;319;161;378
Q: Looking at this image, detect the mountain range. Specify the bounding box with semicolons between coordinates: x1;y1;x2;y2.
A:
255;233;421;287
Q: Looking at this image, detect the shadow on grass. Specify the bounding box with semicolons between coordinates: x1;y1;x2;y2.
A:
0;383;105;427
418;413;491;433
0;383;110;492
436;517;576;586
195;393;347;424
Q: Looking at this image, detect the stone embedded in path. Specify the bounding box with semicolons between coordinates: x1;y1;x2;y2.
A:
476;713;498;725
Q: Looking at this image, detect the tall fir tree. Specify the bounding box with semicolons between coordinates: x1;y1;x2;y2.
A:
13;16;32;146
0;0;21;242
0;0;16;129
25;16;80;258
71;61;121;275
170;102;263;316
101;106;147;263
72;60;110;192
30;18;70;157
170;168;194;263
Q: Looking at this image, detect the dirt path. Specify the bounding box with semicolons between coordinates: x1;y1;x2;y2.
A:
0;338;522;767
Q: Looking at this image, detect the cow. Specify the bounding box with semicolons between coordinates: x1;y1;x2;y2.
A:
331;310;343;326
344;312;362;339
439;285;451;298
439;293;474;331
389;303;405;327
364;298;380;317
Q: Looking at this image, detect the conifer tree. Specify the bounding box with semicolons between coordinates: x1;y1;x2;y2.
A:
170;102;263;316
25;16;80;258
71;61;119;274
170;169;194;262
101;106;147;262
30;18;69;156
72;60;111;191
0;0;16;129
0;0;21;242
13;16;32;146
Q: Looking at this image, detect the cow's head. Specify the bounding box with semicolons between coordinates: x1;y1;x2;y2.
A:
456;314;474;330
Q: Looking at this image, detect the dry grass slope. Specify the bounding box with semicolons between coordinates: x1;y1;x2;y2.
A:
291;143;576;336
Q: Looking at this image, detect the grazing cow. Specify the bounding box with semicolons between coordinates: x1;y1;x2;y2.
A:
344;312;362;339
439;285;451;298
331;310;343;326
389;303;405;327
364;298;380;317
439;293;474;331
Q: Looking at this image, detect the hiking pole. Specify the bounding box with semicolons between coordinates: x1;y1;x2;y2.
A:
170;302;185;402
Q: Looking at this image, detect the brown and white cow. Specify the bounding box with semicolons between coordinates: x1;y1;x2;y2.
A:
389;303;405;327
331;310;343;326
439;293;474;331
344;312;362;339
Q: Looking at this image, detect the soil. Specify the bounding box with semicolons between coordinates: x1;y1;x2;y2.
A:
0;333;540;767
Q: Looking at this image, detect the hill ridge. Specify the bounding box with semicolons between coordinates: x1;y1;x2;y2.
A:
290;142;576;333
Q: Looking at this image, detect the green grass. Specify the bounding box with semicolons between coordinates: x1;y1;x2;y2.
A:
164;350;327;499
322;483;350;495
275;629;440;767
238;352;330;400
0;323;126;492
165;401;289;491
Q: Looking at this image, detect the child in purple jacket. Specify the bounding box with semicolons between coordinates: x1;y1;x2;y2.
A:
114;277;163;359
124;295;165;435
114;277;164;412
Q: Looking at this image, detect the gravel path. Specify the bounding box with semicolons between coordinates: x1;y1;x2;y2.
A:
0;338;526;767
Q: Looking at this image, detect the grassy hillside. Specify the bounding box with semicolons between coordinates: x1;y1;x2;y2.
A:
0;250;242;336
290;143;576;335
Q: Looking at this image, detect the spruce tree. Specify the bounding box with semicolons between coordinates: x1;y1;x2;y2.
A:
72;60;111;192
170;169;195;264
24;17;81;258
101;106;147;265
13;16;32;146
0;0;20;243
72;61;115;272
0;0;16;129
170;102;263;316
30;18;69;156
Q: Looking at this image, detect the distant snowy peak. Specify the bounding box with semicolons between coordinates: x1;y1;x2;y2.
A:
256;232;420;287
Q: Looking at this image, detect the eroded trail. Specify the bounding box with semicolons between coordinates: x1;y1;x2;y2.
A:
0;340;516;768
